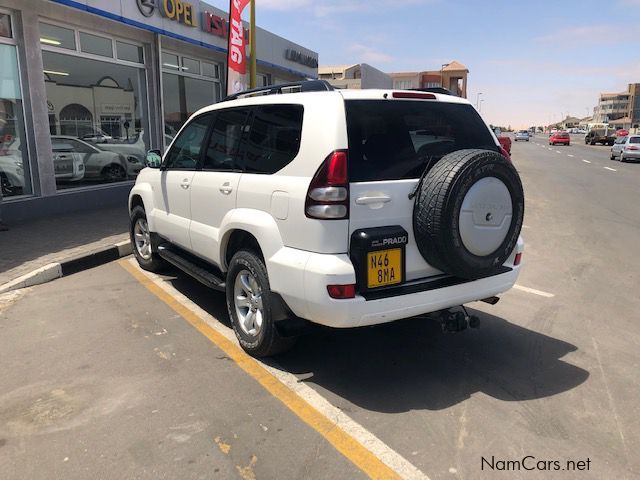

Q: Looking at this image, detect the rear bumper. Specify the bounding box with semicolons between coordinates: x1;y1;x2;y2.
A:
622;151;640;160
268;237;524;329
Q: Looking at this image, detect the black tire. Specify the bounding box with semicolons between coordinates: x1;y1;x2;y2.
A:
129;206;166;272
226;250;296;357
413;149;524;280
102;163;127;182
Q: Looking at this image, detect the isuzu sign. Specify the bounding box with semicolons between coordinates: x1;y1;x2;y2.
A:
226;0;251;95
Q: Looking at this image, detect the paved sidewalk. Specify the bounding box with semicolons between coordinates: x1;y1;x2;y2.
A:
0;206;129;286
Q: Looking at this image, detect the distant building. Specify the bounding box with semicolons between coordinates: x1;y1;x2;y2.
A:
388;61;469;98
318;64;392;89
593;83;640;129
559;116;581;130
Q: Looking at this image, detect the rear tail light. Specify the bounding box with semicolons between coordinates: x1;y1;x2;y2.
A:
327;284;356;299
499;146;511;161
305;150;349;220
627;145;638;151
514;252;523;266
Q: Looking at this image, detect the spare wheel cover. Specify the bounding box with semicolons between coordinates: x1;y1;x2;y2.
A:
458;177;513;256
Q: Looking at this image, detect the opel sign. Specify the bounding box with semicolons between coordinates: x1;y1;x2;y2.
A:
136;0;155;17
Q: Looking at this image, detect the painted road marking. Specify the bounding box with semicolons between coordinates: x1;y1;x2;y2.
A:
513;284;555;298
556;150;562;154
604;167;617;172
568;154;574;157
119;259;429;480
582;159;591;164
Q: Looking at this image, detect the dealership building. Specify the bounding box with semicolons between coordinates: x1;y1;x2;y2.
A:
0;0;318;222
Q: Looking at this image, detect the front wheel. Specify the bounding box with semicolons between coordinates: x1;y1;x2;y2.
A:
226;250;296;357
130;206;166;272
102;163;127;182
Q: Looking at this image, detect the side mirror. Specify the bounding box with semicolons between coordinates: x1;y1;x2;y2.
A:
146;149;162;168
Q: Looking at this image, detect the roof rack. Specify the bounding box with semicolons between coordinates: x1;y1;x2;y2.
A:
410;87;453;96
221;80;334;102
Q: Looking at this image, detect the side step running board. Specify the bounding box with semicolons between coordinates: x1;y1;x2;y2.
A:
157;245;226;291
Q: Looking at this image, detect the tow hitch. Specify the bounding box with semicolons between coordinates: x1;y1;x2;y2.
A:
435;306;480;333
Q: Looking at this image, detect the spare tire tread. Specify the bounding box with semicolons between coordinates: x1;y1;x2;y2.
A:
413;149;524;279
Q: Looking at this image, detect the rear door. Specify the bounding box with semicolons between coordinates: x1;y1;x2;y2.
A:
345;98;500;285
190;107;250;265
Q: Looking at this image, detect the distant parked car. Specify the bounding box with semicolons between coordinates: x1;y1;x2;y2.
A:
549;132;570;146
51;136;142;181
514;130;530;142
610;135;640;162
615;129;629;137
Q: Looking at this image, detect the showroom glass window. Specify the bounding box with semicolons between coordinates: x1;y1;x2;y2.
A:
0;12;32;197
162;51;221;146
39;23;149;190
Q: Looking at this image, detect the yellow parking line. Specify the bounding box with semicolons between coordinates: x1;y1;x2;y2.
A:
119;260;402;480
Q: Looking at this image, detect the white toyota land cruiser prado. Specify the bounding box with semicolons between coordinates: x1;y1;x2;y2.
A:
129;81;524;357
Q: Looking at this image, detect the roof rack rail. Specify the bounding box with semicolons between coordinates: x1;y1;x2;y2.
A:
221;80;334;102
410;87;453;96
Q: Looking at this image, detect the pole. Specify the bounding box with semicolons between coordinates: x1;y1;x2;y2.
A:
476;92;483;109
250;0;256;89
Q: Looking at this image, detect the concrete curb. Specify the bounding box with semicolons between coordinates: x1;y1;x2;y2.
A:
0;240;133;295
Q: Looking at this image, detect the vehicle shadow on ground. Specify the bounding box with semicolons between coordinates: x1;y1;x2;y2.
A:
164;268;589;413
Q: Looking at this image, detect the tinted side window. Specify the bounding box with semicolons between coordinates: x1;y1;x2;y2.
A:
240;105;304;174
68;139;96;154
345;100;498;182
164;114;211;169
202;108;249;170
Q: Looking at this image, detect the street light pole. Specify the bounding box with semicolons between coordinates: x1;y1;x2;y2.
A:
476;92;483;110
479;99;484;114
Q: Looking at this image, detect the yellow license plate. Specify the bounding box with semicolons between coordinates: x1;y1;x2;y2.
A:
367;248;402;288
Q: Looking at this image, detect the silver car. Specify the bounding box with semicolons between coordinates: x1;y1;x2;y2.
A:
51;136;144;180
610;135;640;162
514;130;530;142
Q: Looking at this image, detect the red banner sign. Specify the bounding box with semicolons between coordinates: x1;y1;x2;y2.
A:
226;0;251;96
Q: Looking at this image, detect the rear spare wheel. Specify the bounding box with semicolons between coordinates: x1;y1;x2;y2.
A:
413;149;524;280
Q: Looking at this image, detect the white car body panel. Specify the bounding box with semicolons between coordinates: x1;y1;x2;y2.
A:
190;171;241;264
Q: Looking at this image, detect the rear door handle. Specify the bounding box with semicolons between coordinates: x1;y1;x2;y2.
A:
180;178;190;189
219;182;233;195
355;195;392;205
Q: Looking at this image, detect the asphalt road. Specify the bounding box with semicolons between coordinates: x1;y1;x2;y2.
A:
1;138;639;479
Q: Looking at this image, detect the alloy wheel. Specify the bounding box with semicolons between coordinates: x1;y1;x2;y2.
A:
133;218;152;260
234;270;264;337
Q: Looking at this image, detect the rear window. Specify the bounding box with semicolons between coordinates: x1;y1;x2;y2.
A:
345;100;498;182
558;134;569;138
630;137;640;144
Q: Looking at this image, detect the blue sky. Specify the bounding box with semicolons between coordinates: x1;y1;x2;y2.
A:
207;0;640;128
